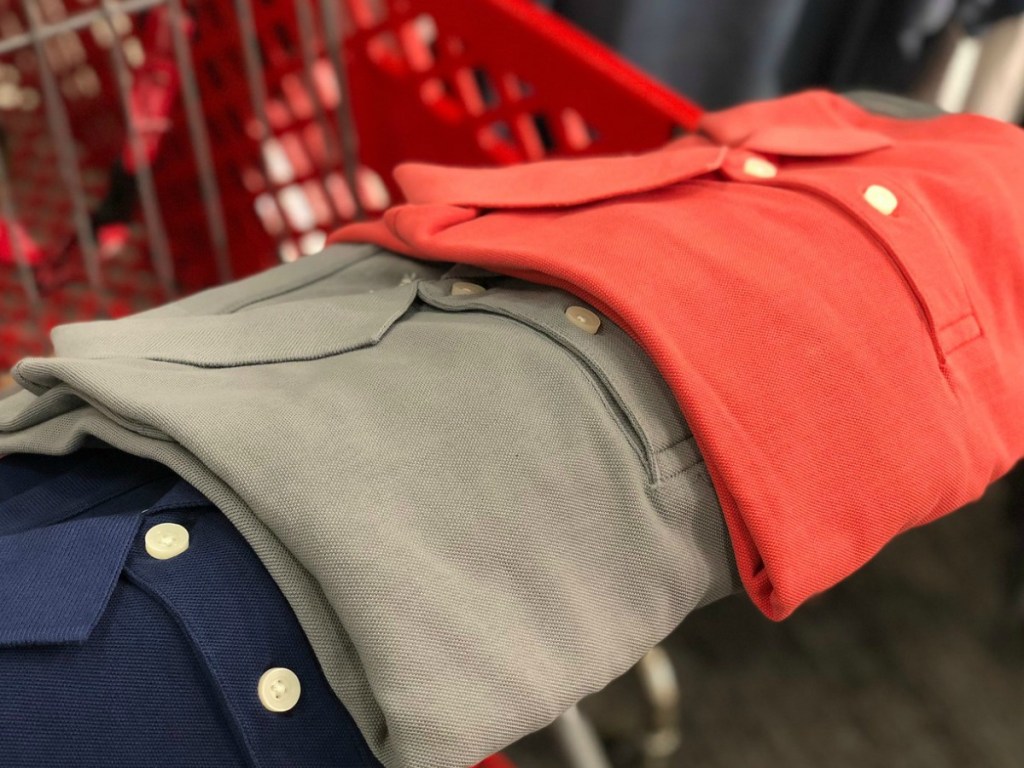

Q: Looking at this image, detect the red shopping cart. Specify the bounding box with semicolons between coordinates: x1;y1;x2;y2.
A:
0;0;700;761
0;0;700;370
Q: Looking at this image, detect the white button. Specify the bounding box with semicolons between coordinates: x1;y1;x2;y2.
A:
258;667;302;713
565;305;601;334
863;184;898;215
144;522;189;560
742;157;778;179
451;281;486;296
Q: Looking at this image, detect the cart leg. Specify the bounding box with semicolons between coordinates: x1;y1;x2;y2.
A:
1005;461;1024;630
635;646;683;768
552;705;614;768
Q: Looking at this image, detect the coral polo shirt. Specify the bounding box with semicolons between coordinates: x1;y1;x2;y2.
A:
329;90;1024;619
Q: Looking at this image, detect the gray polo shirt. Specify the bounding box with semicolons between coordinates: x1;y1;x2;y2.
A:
0;245;738;768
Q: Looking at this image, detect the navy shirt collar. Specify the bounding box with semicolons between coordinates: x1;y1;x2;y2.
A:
0;449;211;536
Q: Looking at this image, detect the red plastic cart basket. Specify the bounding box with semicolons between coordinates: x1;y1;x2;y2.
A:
0;0;701;371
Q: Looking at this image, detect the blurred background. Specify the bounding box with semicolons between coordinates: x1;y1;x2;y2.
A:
0;2;1022;765
546;0;1024;115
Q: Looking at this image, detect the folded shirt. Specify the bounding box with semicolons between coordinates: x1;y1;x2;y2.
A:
331;89;1024;620
0;248;736;768
0;448;379;767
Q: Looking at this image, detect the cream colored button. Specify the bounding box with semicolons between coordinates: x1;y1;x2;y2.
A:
258;667;302;713
742;156;778;179
565;305;601;334
863;184;898;215
451;281;486;296
144;522;189;560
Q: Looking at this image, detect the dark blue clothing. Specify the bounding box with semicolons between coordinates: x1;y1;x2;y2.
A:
550;1;984;108
0;448;379;768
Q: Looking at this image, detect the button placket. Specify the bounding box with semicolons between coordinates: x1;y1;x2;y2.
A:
123;507;371;765
763;166;980;363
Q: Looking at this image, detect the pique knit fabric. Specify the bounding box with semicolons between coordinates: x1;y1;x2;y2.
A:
0;249;736;768
0;449;380;768
330;89;1024;620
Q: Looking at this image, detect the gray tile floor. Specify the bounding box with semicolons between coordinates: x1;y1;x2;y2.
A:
510;480;1024;768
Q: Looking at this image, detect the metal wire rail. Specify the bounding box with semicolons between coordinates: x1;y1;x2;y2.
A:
0;0;361;327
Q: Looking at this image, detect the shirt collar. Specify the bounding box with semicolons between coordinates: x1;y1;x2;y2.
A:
0;450;209;536
147;477;211;513
696;89;894;157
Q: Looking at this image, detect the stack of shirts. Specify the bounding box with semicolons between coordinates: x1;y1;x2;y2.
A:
2;90;1023;768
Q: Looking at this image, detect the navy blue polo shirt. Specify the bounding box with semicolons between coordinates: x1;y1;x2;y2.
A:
0;447;380;768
